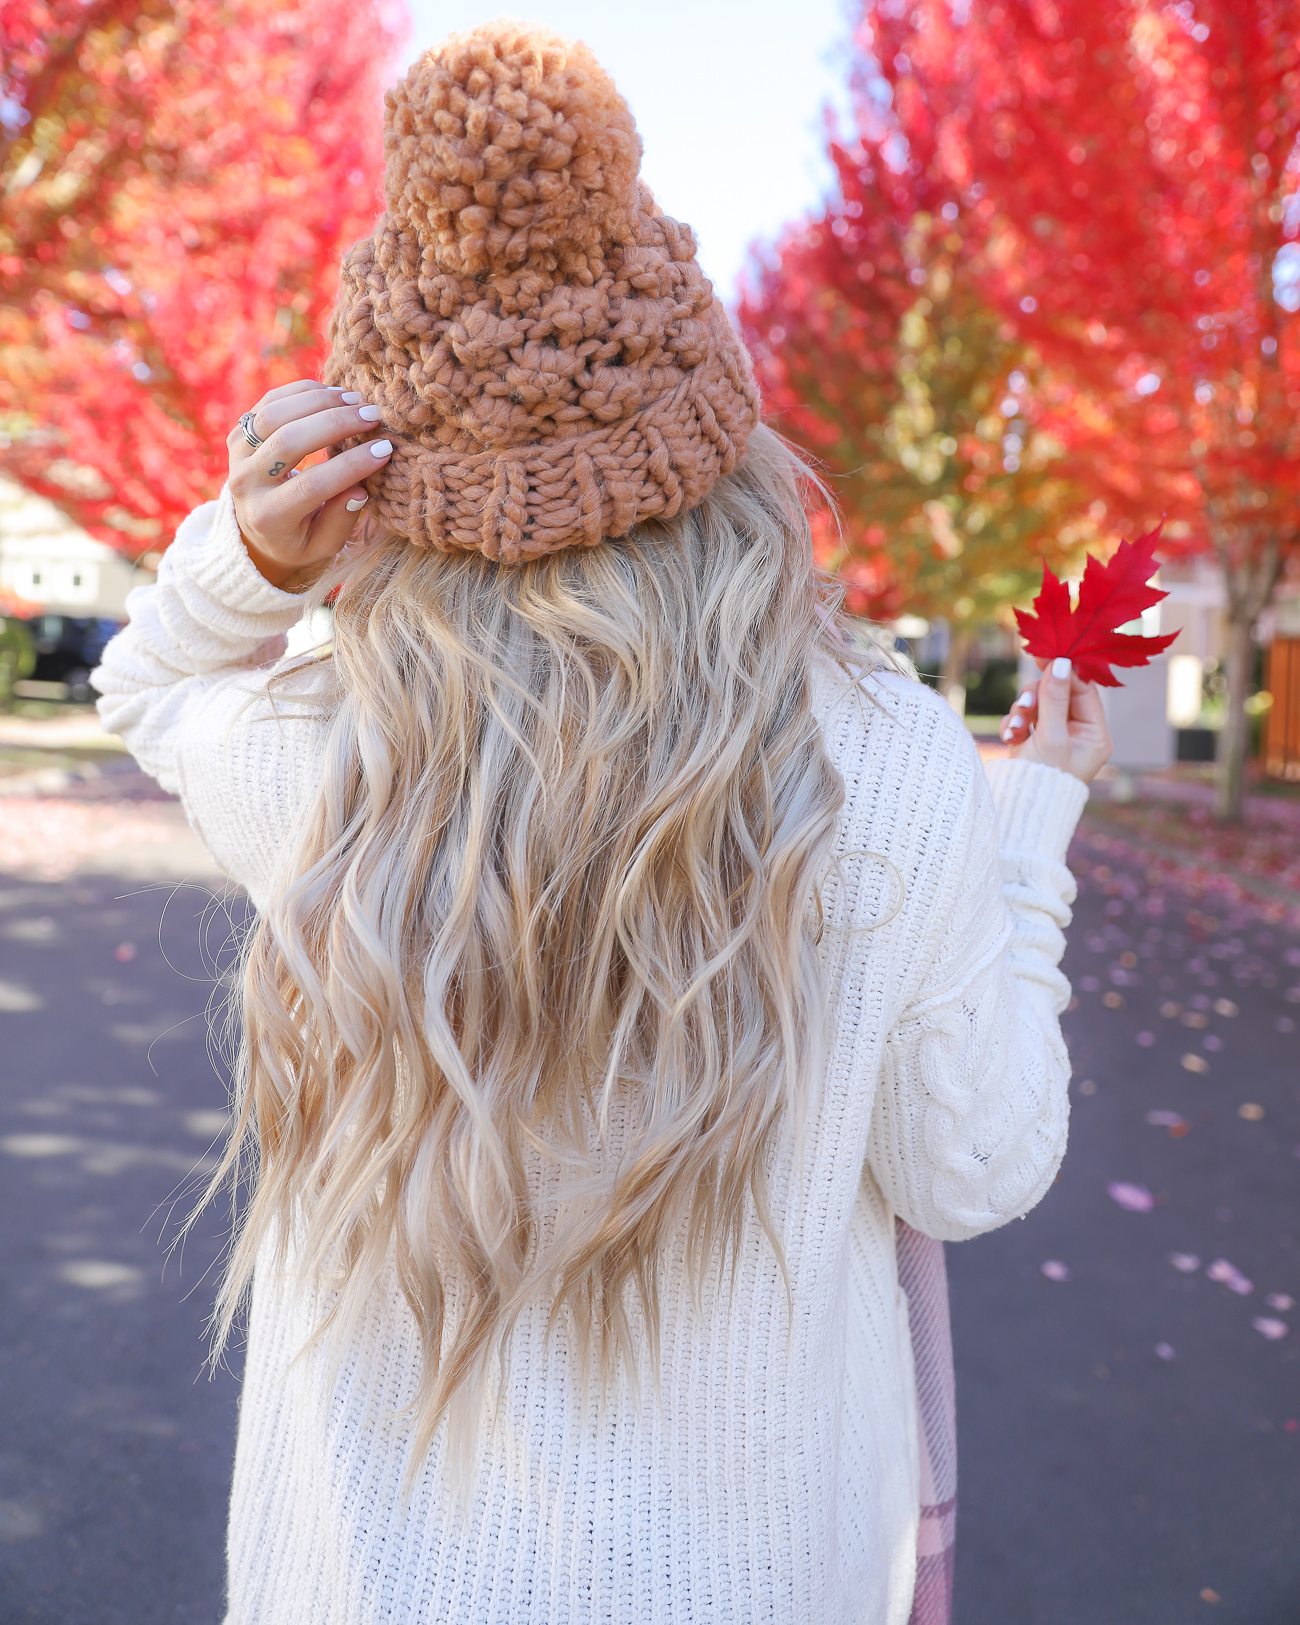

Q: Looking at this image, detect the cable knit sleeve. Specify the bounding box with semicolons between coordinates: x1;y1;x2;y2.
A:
91;488;328;908
864;743;1088;1244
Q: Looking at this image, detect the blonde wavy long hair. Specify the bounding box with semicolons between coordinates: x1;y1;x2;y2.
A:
206;425;872;1446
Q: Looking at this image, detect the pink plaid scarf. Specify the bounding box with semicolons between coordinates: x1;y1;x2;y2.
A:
896;1220;958;1625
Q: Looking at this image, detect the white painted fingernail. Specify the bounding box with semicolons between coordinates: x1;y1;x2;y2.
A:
369;439;393;458
340;391;362;404
1015;690;1034;708
1051;657;1072;679
357;404;382;421
345;496;368;512
1001;727;1012;741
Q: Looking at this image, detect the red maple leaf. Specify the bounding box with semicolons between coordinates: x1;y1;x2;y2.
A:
1014;524;1179;687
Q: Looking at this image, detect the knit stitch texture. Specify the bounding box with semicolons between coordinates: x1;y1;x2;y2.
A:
322;23;761;560
93;491;1088;1624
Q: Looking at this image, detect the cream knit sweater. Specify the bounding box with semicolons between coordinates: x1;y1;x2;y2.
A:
94;492;1087;1625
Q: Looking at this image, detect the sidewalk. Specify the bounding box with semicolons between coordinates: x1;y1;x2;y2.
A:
1079;767;1300;925
0;708;223;884
971;731;1300;923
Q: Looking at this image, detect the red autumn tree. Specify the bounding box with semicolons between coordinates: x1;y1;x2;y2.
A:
862;0;1300;820
0;0;402;554
738;73;1100;710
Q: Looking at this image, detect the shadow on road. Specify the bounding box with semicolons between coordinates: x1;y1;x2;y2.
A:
0;871;251;1625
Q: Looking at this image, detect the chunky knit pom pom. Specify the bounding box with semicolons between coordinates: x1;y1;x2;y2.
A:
385;22;642;278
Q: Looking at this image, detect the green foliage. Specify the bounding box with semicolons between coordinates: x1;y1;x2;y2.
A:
741;184;1098;627
0;618;36;706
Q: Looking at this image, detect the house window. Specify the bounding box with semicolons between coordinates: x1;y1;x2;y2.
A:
72;573;82;587
30;571;41;586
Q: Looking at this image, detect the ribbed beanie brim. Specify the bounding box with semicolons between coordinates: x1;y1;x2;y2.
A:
323;20;761;561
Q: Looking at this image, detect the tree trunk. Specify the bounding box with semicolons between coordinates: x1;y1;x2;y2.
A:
1214;535;1281;825
1215;615;1254;824
941;624;971;716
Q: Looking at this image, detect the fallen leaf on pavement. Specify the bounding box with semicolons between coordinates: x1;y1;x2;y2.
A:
1206;1259;1253;1295
1108;1181;1155;1212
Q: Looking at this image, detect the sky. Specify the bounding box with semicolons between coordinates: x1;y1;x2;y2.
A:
401;1;856;303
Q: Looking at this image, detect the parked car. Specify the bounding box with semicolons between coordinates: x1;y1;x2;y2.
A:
20;614;122;702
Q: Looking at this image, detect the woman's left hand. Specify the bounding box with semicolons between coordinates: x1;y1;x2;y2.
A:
999;657;1112;784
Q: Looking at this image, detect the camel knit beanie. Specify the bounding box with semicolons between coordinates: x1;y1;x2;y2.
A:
323;21;762;562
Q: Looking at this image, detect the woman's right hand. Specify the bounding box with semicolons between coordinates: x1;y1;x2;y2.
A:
1000;658;1112;784
226;380;394;590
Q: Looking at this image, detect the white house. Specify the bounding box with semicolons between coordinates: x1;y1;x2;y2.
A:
0;477;155;619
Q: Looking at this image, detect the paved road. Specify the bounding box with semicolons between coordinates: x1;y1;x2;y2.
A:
951;817;1300;1625
1;793;1298;1623
0;864;248;1625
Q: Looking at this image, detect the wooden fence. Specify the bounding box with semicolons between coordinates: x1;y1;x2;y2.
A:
1263;638;1300;780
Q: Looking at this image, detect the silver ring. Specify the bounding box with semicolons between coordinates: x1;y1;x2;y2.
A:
239;410;264;450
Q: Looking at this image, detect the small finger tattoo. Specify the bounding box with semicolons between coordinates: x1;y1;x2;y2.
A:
268;460;287;477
